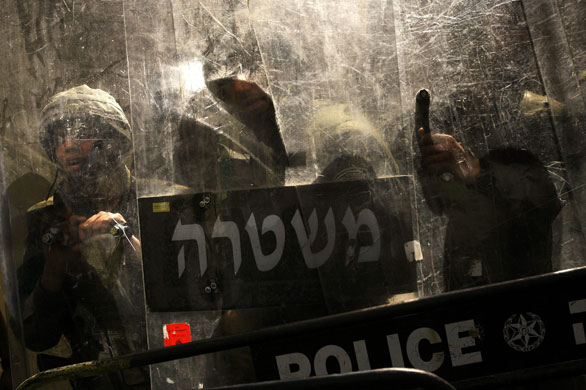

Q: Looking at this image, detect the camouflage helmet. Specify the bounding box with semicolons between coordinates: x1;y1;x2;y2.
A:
39;85;132;162
307;102;399;176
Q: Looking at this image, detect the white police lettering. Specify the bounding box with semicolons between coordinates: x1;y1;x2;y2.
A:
353;340;372;371
314;345;353;376
386;333;405;367
275;352;311;379
274;319;483;379
445;320;483;366
569;299;586;345
406;327;444;371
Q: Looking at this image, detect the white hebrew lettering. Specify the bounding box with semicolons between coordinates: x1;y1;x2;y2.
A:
342;207;381;263
291;208;336;269
177;246;186;279
172;220;207;278
212;217;242;275
245;213;286;272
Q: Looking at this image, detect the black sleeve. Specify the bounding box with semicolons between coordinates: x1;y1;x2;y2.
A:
18;207;69;352
420;147;561;224
21;281;68;352
440;148;562;289
479;148;561;224
480;148;562;277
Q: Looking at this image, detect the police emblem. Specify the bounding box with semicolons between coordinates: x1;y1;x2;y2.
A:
503;313;546;352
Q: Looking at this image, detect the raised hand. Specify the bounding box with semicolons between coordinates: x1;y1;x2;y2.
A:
415;89;479;182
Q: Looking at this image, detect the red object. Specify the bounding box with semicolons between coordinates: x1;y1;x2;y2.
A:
163;323;192;347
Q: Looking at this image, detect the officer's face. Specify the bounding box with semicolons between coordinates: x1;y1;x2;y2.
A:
55;138;95;172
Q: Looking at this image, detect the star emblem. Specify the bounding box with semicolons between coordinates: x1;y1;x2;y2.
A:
503;313;546;352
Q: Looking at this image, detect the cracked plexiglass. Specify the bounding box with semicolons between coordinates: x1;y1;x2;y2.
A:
0;0;584;388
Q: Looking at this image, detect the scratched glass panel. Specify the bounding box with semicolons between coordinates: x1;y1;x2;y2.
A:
514;0;586;279
124;0;285;198
249;0;407;184
558;0;586;85
248;0;419;319
0;0;153;388
390;0;586;294
124;1;296;388
0;0;585;388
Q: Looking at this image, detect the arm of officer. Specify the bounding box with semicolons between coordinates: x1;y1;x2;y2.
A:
77;211;141;254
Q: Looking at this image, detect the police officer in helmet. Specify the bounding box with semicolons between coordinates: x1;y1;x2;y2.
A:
19;85;148;389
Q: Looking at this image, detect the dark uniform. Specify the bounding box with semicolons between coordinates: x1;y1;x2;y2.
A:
421;147;562;291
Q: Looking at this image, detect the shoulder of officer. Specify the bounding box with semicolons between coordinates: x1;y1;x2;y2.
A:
27;196;54;213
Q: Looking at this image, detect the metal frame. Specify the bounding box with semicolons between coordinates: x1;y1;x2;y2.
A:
16;267;586;389
206;368;456;390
